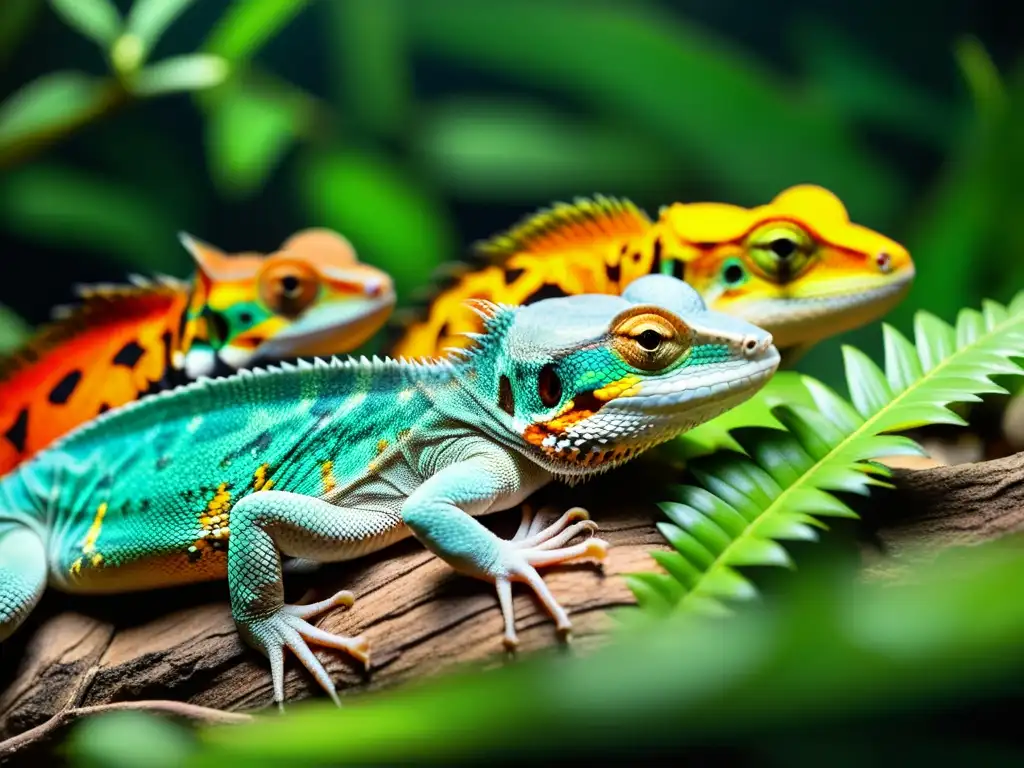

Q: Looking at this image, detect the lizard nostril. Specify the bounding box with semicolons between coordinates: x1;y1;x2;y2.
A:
742;334;771;357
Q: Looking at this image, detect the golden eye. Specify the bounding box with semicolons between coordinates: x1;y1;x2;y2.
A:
745;223;816;282
609;308;691;372
258;260;320;318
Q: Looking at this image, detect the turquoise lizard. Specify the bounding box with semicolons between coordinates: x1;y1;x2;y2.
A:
0;275;779;707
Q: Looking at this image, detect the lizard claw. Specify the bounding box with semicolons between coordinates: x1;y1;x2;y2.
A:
243;589;369;709
494;507;608;649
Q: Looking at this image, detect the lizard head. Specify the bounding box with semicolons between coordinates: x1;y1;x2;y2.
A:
659;185;914;350
460;274;779;477
178;229;395;378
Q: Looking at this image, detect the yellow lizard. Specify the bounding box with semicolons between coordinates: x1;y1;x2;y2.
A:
388;184;914;364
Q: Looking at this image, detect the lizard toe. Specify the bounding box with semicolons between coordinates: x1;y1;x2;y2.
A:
246;606;370;708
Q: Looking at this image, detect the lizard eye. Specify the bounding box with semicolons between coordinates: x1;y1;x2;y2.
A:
610;308;690;372
720;257;748;289
636;329;662;351
770;237;798;259
746;223;815;283
537;364;562;409
258;260;320;319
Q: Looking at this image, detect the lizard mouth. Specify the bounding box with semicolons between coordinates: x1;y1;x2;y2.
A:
739;272;913;349
523;350;780;474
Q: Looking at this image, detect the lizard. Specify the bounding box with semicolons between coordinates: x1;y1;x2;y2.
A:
388;184;914;365
0;274;779;708
0;228;394;477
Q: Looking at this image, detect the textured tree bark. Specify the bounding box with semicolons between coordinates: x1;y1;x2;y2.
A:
0;473;671;762
866;451;1024;559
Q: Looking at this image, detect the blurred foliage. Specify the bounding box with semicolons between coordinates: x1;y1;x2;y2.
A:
67;535;1024;766
1;0;1023;763
0;0;1018;392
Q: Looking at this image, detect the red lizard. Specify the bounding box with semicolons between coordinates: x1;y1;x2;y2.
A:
0;229;395;475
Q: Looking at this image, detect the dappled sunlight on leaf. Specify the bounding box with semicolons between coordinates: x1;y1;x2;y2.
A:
204;81;303;199
0;71;112;153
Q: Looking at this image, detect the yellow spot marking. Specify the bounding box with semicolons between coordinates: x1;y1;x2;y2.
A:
207;483;232;514
321;461;336;494
253;464;274;492
69;558;82;576
593;375;641;401
191;483;235;555
376;439;389;454
90;553;103;567
82;502;107;554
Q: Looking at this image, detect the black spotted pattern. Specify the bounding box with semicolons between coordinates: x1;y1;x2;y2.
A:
504;268;525;284
4;408;28;452
48;371;82;405
112;340;146;368
522;284;567;305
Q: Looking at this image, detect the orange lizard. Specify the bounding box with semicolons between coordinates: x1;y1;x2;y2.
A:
387;185;914;362
0;229;394;475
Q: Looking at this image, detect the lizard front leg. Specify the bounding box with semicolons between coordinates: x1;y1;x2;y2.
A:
0;523;47;642
227;491;405;709
401;450;608;650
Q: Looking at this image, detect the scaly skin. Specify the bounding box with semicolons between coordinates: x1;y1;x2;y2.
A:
389;184;914;361
0;229;394;476
0;275;778;708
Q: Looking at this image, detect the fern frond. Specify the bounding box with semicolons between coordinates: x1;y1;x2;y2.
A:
628;292;1024;615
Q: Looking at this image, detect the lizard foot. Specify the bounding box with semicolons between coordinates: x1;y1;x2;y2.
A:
248;588;370;710
496;506;608;650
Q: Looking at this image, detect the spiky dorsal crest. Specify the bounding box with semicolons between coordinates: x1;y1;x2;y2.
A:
0;277;188;383
473;195;652;263
455;300;518;362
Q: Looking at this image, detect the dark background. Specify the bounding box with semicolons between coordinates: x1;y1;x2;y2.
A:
1;0;1022;390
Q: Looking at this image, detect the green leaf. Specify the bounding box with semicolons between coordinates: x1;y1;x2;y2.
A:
67;710;196;768
407;0;901;220
325;0;410;138
206;82;304;198
633;292;1024;615
0;163;186;273
124;0;196;57
128;54;229;96
0;305;31;355
0;71;112;154
203;0;311;64
412;97;676;201
296;148;455;300
48;0;121;48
